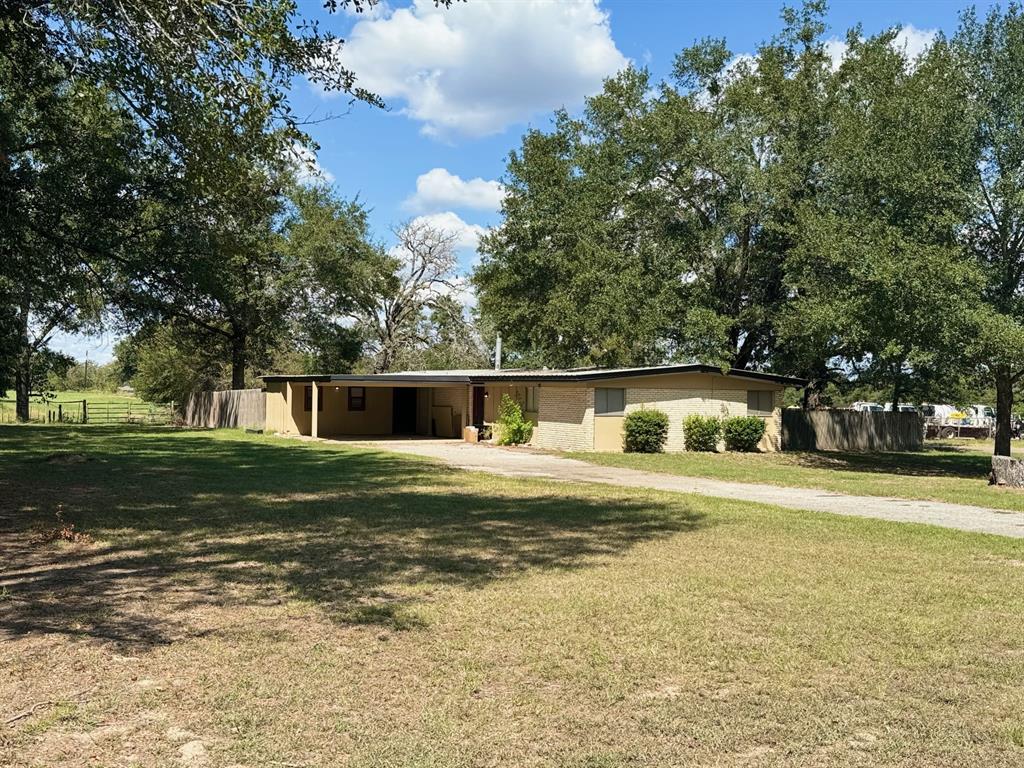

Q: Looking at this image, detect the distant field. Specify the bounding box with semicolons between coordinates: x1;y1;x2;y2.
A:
0;389;170;424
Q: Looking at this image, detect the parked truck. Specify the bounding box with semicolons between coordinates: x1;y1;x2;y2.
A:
921;403;995;439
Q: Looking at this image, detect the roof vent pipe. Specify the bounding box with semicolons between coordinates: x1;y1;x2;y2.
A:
494;333;502;371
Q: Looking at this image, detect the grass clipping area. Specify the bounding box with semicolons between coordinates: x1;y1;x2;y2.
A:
1;426;1023;767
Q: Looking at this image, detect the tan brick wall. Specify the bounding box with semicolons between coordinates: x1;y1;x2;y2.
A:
533;386;594;451
761;389;783;452
623;388;747;452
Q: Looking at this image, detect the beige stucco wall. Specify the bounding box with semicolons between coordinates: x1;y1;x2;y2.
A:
593;415;624;451
317;385;392;436
264;382;291;433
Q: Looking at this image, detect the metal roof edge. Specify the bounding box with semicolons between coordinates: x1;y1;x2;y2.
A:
262;366;807;387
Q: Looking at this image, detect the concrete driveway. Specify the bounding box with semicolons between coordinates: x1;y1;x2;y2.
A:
343;439;1024;539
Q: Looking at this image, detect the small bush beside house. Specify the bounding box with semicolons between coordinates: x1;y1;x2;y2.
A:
623;409;669;453
723;416;767;452
683;415;722;452
496;394;534;445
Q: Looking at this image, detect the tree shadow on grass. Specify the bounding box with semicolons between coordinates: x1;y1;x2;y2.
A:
0;425;703;648
786;446;992;480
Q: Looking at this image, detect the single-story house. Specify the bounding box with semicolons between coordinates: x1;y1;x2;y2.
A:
263;364;806;452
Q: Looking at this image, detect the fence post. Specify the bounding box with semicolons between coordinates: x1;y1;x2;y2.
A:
82;399;88;424
58;404;62;422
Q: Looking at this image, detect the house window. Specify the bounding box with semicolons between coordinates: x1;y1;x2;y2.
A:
747;390;774;417
525;386;539;413
595;387;625;415
348;386;366;412
303;385;323;412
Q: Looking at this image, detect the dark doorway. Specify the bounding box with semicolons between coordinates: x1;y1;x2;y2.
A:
472;386;485;426
392;387;418;435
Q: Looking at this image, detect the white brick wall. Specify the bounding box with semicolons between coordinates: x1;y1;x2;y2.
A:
533;387;594;451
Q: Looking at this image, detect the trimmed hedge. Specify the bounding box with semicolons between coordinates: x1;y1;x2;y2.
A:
723;416;766;452
623;409;669;453
683;414;721;452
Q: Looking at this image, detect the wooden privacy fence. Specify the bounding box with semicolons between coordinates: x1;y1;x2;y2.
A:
180;389;265;430
782;410;924;452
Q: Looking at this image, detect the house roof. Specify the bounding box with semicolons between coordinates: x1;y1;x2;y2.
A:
262;364;807;387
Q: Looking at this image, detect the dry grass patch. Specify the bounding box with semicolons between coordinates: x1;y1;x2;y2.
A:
1;425;1023;767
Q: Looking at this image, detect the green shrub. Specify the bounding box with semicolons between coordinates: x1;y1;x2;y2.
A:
496;394;534;445
723;416;766;452
623;409;669;453
683;414;721;452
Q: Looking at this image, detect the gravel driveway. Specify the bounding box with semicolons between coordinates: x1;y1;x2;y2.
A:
342;438;1024;539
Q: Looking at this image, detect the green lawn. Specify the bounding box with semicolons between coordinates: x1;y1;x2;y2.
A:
569;445;1024;514
2;425;1023;767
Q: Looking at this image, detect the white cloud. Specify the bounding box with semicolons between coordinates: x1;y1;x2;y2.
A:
824;25;938;70
327;0;628;138
410;211;487;252
286;142;335;184
824;38;849;71
892;25;938;61
404;168;505;212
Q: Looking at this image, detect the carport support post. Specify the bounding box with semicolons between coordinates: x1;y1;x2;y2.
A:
311;382;319;439
284;381;292;432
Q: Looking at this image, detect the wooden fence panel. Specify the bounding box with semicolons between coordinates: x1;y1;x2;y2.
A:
180;389;265;430
781;410;924;452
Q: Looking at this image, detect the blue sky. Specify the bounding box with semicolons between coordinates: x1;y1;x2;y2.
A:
57;0;987;363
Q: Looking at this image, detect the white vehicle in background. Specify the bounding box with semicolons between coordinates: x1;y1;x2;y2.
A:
966;404;996;426
850;401;885;412
884;402;918;413
921;403;994;439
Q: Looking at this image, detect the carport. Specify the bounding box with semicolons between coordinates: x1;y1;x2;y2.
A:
262;374;473;440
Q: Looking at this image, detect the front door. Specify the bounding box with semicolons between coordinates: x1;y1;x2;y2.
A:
392;387;418;434
472;386;485;426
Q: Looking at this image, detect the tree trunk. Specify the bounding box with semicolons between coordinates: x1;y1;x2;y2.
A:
15;296;30;422
15;354;31;422
230;332;247;390
994;367;1014;457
